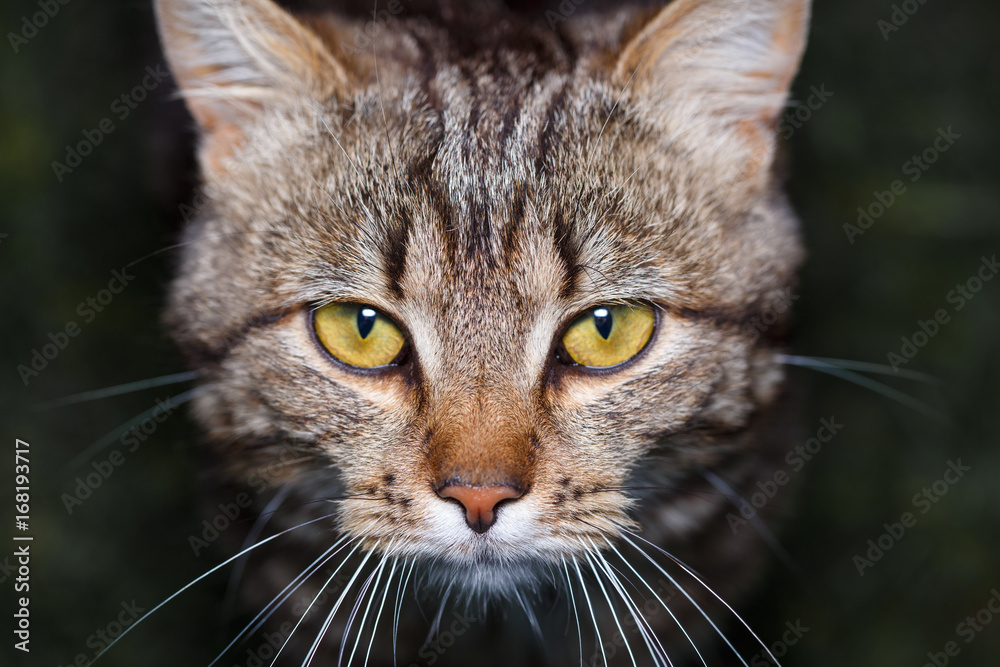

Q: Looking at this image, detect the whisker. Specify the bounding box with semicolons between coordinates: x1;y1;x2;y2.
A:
580;485;729;500
590;546;671;667
560;558;584;667
222;485;293;630
303;548;378;666
514;586;545;649
605;137;670;203
364;557;398;667
270;541;364;667
35;371;200;409
572;558;607;667
341;554;388;667
392;558;416;667
58;387;203;477
129;222;415;281
601;537;708;667
421;581;454;653
273;60;364;180
621;532;758;667
700;469;804;583
777;354;949;424
584;551;638;667
92;511;340;664
587;40;653;169
251;493;393;523
243;535;355;643
776;353;940;384
209;534;352;667
120;229;301;272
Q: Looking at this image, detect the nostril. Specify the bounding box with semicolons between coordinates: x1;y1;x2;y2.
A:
436;484;524;534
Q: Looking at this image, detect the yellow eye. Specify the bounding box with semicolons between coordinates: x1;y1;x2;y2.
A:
313;303;406;368
561;304;655;368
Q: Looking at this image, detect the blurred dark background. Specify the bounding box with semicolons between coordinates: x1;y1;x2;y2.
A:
2;0;998;665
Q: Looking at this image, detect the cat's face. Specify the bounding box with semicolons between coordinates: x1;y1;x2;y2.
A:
161;0;807;600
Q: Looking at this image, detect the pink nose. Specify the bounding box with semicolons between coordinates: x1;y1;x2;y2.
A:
437;484;524;534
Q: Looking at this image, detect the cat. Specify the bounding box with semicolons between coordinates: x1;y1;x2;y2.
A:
152;0;810;664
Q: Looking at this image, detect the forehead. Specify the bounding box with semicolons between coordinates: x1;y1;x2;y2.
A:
315;45;664;315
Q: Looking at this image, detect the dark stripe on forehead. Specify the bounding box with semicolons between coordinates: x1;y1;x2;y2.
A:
534;24;576;176
500;184;528;274
382;206;412;298
534;76;571;178
460;61;482;161
412;29;442;111
465;183;493;262
394;18;580;280
552;208;580;299
422;172;457;265
498;94;521;153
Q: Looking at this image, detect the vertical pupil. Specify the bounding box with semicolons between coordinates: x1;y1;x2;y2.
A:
593;308;613;340
357;308;378;339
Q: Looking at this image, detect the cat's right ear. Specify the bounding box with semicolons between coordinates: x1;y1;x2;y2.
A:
614;0;811;185
155;0;349;173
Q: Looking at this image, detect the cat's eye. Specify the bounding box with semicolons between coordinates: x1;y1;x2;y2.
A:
560;304;656;368
312;303;406;368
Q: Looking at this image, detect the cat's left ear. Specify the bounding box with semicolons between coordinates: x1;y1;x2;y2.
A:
155;0;350;174
616;0;811;183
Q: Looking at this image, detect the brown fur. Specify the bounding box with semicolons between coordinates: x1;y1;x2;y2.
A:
157;0;809;664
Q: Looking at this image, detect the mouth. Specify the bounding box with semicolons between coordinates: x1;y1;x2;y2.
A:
338;487;632;574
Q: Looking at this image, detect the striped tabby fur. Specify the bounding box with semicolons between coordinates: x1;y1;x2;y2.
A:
156;0;809;664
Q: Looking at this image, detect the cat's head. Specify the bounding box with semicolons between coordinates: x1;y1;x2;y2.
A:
159;0;808;594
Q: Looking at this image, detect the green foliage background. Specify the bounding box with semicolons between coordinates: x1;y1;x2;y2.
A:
2;0;998;665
